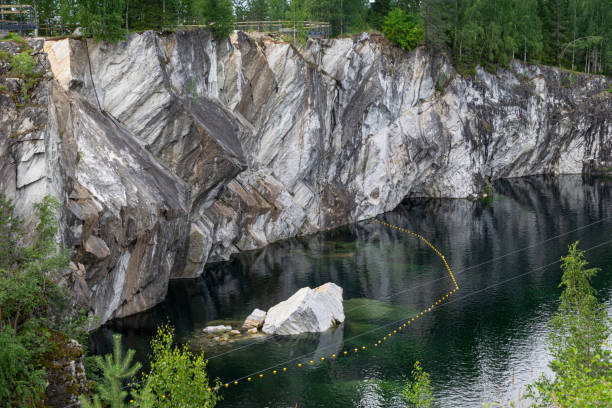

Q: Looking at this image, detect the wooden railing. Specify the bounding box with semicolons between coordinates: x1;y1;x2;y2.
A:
233;20;331;37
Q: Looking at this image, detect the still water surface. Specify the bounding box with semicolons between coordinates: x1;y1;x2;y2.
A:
93;175;612;407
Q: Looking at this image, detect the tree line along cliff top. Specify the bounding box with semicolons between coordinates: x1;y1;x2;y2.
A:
1;0;611;77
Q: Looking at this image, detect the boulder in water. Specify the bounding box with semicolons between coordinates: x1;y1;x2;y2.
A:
262;283;345;335
203;325;232;334
242;308;267;329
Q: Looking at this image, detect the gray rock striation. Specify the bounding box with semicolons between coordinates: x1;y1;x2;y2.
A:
1;30;610;325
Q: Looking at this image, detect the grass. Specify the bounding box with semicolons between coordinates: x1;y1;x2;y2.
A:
1;32;27;45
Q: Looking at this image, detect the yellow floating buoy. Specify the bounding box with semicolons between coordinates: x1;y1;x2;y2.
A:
273;370;277;374
344;351;348;355
247;378;251;382
332;354;336;358
283;367;287;372
298;363;302;367
309;360;314;364
259;374;264;378
321;357;325;361
234;381;238;385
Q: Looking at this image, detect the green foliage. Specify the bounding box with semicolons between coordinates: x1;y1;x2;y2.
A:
80;334;141;408
133;324;221;407
382;8;424;51
368;0;392;30
0;195;80;407
193;0;235;38
77;0;127;42
402;360;434;408
83;325;220;408
9;51;40;102
0;327;47;406
1;32;27;45
526;242;612;407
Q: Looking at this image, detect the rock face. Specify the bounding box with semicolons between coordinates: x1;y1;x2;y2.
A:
44;331;90;408
262;283;345;335
1;30;610;325
242;308;267;329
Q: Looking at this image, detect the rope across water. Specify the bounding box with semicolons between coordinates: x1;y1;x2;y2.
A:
213;217;459;391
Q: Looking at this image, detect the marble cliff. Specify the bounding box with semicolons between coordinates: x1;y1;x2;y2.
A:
0;30;610;325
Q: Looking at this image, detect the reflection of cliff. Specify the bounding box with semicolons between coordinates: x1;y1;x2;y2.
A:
95;175;611;352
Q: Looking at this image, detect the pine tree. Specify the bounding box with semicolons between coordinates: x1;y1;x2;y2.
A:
80;334;141;408
193;0;235;38
526;242;612;406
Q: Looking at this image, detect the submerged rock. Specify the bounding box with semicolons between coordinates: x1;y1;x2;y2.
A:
203;325;232;334
242;308;267;329
262;283;345;335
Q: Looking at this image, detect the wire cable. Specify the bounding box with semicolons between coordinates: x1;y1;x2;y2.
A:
223;236;612;385
204;214;612;361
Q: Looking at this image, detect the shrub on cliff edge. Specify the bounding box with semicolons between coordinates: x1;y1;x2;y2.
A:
382;8;424;51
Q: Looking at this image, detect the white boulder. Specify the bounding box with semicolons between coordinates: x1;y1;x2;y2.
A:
262;283;345;335
203;325;232;334
242;308;267;329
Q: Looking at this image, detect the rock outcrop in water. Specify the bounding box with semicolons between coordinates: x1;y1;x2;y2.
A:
1;30;610;325
262;283;345;335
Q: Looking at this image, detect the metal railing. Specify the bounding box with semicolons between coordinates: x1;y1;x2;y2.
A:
232;20;331;37
0;3;37;36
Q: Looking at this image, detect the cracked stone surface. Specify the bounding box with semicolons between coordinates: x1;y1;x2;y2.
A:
1;30;610;325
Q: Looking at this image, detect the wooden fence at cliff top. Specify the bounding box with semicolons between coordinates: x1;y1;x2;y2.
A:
13;19;332;39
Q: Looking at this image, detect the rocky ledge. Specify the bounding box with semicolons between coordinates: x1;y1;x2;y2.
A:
0;30;610;326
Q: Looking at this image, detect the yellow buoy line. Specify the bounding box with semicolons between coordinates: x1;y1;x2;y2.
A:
213;217;459;392
203;214;612;363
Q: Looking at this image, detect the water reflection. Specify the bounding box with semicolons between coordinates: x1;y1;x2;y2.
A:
92;175;612;407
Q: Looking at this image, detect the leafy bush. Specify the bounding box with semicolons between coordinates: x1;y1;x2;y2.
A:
83;325;221;407
402;360;434;408
0;195;78;407
382;8;424;51
77;0;126;43
134;324;221;407
0;327;47;406
9;51;40;101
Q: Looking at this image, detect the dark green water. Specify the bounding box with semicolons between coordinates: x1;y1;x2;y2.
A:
92;175;612;407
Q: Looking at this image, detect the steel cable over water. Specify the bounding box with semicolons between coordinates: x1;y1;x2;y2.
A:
203;214;612;363
213;217;459;390
211;220;612;392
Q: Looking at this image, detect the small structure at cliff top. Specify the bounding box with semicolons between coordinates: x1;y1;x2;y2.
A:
262;283;345;335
